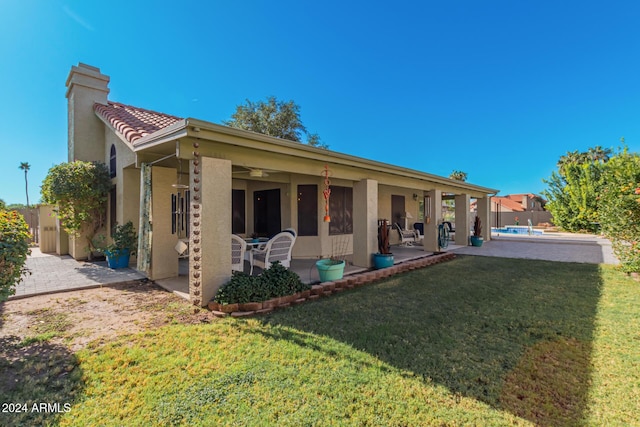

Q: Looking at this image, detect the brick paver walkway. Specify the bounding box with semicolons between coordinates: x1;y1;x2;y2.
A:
10;248;146;299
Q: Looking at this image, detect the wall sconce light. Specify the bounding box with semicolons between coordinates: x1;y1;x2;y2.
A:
413;193;418;201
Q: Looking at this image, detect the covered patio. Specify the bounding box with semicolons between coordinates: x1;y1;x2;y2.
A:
63;64;497;307
155;242;466;301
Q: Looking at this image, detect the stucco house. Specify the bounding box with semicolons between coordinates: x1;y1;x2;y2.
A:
63;63;497;306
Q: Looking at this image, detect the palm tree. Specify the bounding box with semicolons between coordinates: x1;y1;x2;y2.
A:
19;162;30;207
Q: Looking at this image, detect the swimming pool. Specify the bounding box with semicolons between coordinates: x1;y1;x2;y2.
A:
492;226;543;236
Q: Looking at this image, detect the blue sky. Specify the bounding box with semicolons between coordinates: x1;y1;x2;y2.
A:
1;0;639;205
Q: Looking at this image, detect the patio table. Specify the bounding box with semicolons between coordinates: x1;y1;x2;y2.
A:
244;238;269;272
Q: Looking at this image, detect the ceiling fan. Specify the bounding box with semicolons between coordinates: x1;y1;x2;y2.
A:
232;167;280;178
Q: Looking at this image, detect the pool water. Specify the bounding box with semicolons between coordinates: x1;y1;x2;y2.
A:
492;226;543;236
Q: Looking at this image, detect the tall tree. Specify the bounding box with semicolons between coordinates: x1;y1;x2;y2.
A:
224;96;328;148
449;170;468;181
544;146;612;232
19;162;30;207
598;149;640;272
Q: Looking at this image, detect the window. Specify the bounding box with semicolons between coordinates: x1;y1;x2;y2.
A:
109;144;116;178
232;189;246;234
329;186;352;235
171;190;190;238
297;185;318;236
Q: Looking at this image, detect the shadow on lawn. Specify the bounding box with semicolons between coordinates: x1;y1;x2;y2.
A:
263;256;603;425
0;336;85;426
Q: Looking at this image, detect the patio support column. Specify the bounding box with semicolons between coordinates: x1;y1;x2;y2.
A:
477;196;492;241
150;166;179;280
353;179;378;268
190;156;232;307
454;194;470;246
423;189;442;252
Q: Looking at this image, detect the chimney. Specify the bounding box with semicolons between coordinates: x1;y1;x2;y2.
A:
65;63;110;162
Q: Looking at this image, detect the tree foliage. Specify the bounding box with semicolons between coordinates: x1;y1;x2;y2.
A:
0;209;31;301
224;96;328;149
449;170;468;181
19;161;30;207
543;147;610;233
544;144;640;272
41;161;112;252
598;150;640;272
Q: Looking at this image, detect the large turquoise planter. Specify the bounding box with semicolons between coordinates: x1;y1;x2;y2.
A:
470;236;484;247
316;259;346;282
105;248;131;269
373;253;394;269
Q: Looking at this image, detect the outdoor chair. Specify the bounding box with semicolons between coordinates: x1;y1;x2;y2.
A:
394;222;419;246
231;234;247;273
282;227;297;238
251;231;296;275
413;222;424;239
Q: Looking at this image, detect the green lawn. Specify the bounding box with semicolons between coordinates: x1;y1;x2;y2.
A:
1;256;638;426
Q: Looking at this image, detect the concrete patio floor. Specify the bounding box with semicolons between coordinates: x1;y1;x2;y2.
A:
155;243;450;300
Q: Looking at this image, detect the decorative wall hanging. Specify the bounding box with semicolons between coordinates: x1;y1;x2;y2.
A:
321;164;332;222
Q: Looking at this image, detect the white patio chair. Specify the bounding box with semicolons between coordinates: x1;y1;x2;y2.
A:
231;234;247;273
251;231;296;275
282;227;297;238
394;222;419;246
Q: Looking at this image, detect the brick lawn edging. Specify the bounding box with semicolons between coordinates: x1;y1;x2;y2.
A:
208;252;456;318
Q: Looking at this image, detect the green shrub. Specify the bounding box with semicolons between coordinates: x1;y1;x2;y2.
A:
599;150;640;273
0;210;31;301
41;161;111;254
214;262;309;304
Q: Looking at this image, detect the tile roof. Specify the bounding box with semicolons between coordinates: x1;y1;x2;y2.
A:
94;101;183;145
492;196;526;211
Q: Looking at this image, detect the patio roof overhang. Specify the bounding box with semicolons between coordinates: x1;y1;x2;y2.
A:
132;118;499;198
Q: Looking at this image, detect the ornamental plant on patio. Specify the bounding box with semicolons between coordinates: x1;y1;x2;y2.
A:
213;261;310;306
374;219;394;269
101;221;138;269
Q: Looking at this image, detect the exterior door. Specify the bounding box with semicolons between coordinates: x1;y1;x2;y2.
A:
254;189;281;237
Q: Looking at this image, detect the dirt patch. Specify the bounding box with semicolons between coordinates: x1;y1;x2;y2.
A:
0;281;216;352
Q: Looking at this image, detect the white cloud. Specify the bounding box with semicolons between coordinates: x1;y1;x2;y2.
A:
63;5;94;31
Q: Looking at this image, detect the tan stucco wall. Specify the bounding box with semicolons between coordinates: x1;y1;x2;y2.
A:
194;157;232;305
38;205;58;254
66;64;109;163
150;166;178;280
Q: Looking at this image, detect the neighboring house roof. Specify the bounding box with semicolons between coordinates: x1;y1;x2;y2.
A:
94;101;182;144
492;196;526;212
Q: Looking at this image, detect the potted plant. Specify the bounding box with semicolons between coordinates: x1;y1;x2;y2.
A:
373;219;394;269
470;216;483;247
316;236;348;282
103;221;137;268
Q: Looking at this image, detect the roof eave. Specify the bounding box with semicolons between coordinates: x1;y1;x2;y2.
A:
135;117;499;195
